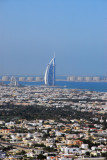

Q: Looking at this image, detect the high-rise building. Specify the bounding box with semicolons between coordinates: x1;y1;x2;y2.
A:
27;77;34;81
67;76;76;81
9;76;18;87
85;77;92;81
77;76;84;81
35;77;43;81
93;76;100;81
19;77;26;81
44;56;55;86
2;76;9;81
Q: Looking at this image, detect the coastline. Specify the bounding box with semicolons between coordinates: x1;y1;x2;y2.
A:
1;81;107;92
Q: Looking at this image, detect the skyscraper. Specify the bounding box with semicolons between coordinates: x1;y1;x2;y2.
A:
44;56;55;86
9;76;19;87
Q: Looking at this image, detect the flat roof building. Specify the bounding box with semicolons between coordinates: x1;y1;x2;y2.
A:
67;76;76;81
19;77;26;81
27;77;34;81
93;77;100;81
35;77;43;81
2;76;9;81
85;77;92;81
77;76;84;81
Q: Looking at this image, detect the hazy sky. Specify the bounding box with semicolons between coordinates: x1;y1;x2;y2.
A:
0;0;107;76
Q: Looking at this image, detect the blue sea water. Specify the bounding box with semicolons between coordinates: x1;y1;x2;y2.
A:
56;81;107;92
2;81;107;92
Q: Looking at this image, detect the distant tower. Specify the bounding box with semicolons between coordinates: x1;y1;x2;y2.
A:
9;76;18;87
44;56;55;86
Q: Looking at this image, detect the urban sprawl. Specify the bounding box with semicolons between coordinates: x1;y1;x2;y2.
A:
0;85;107;160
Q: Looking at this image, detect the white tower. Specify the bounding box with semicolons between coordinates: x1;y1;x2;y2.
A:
9;76;18;87
44;56;55;86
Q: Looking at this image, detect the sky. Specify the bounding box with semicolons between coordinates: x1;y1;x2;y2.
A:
0;0;107;76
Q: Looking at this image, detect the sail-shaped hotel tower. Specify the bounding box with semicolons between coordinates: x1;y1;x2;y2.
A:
44;56;55;86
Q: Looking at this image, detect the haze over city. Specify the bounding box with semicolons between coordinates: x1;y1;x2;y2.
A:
0;1;107;160
0;0;107;76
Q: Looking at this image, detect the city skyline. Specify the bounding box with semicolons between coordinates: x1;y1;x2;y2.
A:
0;0;107;76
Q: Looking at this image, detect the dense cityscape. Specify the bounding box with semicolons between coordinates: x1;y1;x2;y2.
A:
0;57;106;160
1;0;106;159
0;85;107;160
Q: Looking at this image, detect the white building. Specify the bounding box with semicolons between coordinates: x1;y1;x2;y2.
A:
44;56;55;86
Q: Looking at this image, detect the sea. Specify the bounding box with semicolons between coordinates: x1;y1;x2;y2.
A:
2;81;107;92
